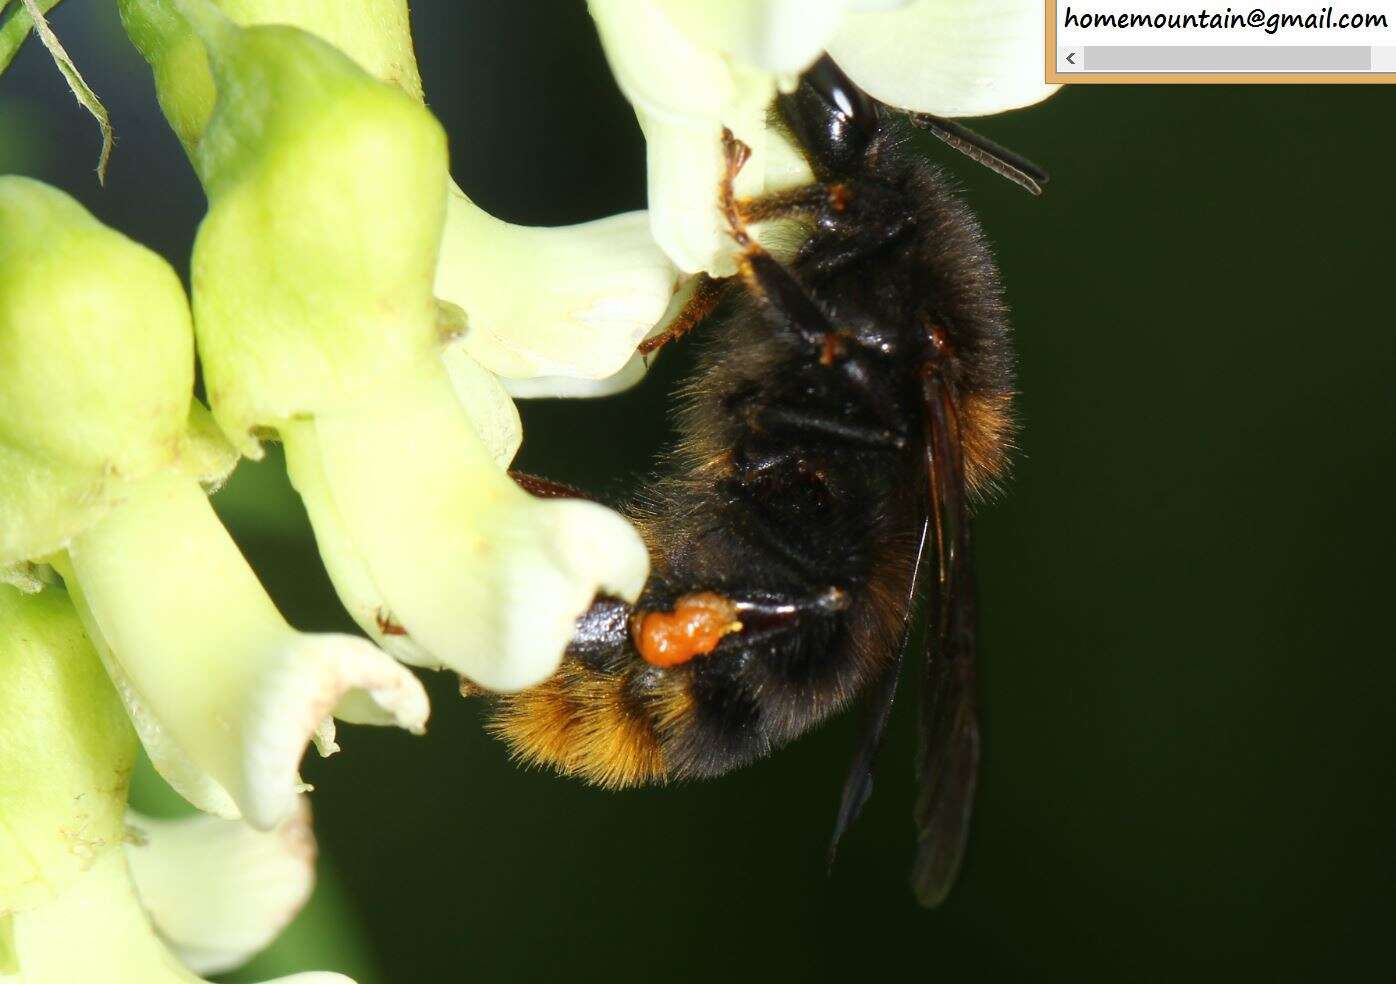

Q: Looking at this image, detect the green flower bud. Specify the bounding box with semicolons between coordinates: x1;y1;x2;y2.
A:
186;11;447;453
0;176;207;567
125;3;649;691
0;583;136;914
0;175;427;830
118;0;420;156
124;0;679;403
214;0;422;99
0;587;347;981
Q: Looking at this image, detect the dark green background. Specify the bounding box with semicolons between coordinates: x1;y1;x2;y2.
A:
4;2;1393;981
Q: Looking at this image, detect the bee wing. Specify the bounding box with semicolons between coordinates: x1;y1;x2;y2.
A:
911;373;981;907
826;515;932;870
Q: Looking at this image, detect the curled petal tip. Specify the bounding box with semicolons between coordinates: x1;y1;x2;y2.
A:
60;474;429;830
126;801;316;975
8;850;356;983
285;369;649;694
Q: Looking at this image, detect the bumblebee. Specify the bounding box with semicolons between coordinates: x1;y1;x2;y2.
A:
491;55;1046;906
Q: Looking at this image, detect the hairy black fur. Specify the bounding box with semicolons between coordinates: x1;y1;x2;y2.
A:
494;87;1014;785
637;117;1009;775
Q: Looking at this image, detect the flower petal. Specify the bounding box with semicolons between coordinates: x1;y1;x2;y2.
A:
636;112;733;275
590;0;779;275
635;70;778;276
282;367;649;692
502;351;650;401
0;176;195;566
654;0;847;75
274;431;440;671
827;0;1059;117
440;343;522;468
589;0;731;121
434;184;677;381
8;850;352;984
59;473;429;829
126;802;315;975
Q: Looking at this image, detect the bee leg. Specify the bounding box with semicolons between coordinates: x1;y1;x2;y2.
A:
734;179;916;280
509;470;598;501
637;273;726;355
732;183;841;223
630;584;848;668
724;587;851;646
631;592;744;667
718;131;907;433
731;440;802;477
732;587;850;616
731;248;909;433
739;180;912;239
738;250;838;349
720;128;757;249
720;131;838;347
721;481;831;578
746;402;908;451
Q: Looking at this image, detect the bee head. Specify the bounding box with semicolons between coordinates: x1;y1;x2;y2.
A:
778;54;881;174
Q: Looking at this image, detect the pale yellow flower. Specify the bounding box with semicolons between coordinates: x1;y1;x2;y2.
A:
0;177;427;831
589;0;1058;274
0;583;348;983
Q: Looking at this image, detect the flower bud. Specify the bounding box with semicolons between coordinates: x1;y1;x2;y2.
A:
0;583;136;913
0;586;351;982
133;4;650;690
184;16;447;452
0;175;427;829
0;176;205;566
123;0;680;401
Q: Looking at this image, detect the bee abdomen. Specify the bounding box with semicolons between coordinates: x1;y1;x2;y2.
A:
489;308;921;787
487;597;685;788
488;555;901;787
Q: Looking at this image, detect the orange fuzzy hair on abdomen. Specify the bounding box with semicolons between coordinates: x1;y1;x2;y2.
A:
486;649;692;789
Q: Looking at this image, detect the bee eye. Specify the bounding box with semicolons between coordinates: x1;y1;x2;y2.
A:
780;54;880;171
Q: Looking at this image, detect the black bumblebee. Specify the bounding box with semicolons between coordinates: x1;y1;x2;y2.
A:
491;55;1046;906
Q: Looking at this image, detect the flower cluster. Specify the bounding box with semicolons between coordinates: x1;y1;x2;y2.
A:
0;0;1052;978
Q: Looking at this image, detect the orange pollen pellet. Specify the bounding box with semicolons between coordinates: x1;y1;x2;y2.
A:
819;332;847;366
632;592;743;668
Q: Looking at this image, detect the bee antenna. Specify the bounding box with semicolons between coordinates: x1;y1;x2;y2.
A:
908;112;1049;197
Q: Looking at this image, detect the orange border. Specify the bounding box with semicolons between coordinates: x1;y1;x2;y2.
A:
1045;0;1396;82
